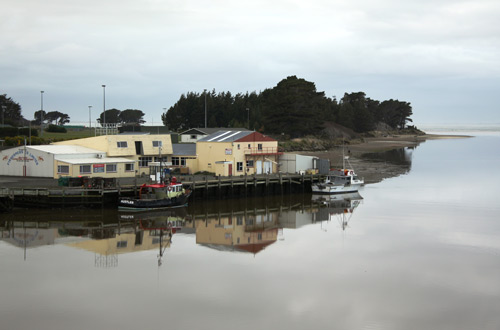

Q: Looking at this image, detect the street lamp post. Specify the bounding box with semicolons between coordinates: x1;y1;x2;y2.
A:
40;91;44;137
88;105;92;136
102;85;106;135
204;89;207;128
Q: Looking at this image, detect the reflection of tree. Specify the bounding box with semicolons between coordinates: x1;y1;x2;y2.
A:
361;147;415;166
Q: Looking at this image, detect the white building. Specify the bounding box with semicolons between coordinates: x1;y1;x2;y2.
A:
0;145;134;178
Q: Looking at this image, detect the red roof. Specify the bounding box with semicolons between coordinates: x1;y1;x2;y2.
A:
235;131;276;143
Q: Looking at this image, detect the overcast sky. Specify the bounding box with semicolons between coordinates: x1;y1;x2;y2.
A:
1;0;499;127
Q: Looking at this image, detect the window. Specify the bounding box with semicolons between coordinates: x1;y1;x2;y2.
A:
57;165;69;174
80;165;91;174
117;141;128;148
116;241;128;248
258;233;262;240
172;157;185;166
237;216;243;226
246;160;254;167
154;156;167;163
190;135;197;139
125;163;134;172
152;141;162;147
106;164;117;172
248;144;251;149
237;144;240;150
139;156;153;167
258;144;263;150
237;162;243;172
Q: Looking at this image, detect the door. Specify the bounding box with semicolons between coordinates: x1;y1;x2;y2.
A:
256;160;262;174
264;161;272;174
228;164;232;176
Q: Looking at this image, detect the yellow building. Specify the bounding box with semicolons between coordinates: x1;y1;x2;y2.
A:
196;131;282;176
54;134;173;177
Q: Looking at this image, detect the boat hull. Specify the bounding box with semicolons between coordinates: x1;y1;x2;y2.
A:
118;192;191;212
312;183;362;194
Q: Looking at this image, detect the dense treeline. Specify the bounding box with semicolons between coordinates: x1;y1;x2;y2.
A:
161;76;414;138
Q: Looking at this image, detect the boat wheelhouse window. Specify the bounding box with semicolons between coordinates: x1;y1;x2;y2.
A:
152;140;162;147
106;164;117;172
139;156;152;167
80;165;91;174
57;165;69;174
125;163;134;171
117;141;128;148
237;162;243;172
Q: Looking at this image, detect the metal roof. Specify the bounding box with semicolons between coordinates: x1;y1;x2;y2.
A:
172;143;196;156
180;127;250;135
57;157;133;165
197;130;253;142
28;145;104;155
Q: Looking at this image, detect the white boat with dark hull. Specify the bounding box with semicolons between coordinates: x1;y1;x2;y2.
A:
312;153;364;194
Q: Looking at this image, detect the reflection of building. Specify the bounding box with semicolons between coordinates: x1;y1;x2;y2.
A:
195;212;279;255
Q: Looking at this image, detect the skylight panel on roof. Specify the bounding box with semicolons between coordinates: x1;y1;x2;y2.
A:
207;131;232;141
219;131;241;141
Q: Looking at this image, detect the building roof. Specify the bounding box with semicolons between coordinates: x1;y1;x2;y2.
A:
58;157;133;165
197;130;254;142
28;145;104;155
172;143;196;156
198;130;277;143
235;131;276;142
181;127;249;135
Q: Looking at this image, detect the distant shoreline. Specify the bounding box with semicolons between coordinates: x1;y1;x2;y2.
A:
301;133;472;184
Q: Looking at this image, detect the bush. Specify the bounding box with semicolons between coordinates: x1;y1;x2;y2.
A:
46;125;67;133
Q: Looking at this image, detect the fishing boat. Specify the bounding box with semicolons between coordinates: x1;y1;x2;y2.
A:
118;177;191;211
312;149;364;194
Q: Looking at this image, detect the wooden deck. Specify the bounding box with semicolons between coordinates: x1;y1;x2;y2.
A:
0;173;324;208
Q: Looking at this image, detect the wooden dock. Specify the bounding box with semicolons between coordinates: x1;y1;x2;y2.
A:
181;173;323;199
0;173;324;209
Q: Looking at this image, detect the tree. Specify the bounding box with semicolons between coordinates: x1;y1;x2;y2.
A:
97;108;121;124
0;94;23;126
261;76;328;137
33;110;47;126
119;109;145;125
58;113;70;125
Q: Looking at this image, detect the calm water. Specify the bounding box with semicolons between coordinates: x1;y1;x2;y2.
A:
1;132;500;330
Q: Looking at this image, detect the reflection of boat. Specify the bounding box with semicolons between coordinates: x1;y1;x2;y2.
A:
312;151;364;194
118;177;191;211
313;192;363;231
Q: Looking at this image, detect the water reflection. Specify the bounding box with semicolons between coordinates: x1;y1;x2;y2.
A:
0;193;364;261
361;147;414;166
